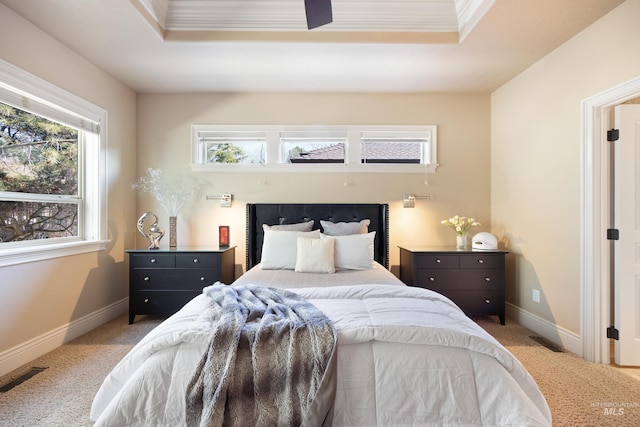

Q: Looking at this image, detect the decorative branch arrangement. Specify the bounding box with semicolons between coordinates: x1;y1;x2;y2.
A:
132;168;201;217
132;168;203;247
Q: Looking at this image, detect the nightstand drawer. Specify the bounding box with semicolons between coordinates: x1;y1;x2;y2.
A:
459;269;503;290
131;290;201;316
417;268;502;291
176;253;219;268
415;269;459;289
439;290;502;315
132;269;217;290
415;254;459;269
459;254;502;269
131;253;175;268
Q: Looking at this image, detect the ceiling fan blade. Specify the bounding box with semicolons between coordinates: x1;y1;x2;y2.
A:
304;0;333;30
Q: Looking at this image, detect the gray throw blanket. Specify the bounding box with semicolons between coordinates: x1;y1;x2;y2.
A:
185;283;337;427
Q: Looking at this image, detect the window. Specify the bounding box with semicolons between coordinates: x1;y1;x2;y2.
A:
1;104;80;242
191;125;437;173
361;131;431;164
197;130;266;164
0;59;107;266
281;131;347;164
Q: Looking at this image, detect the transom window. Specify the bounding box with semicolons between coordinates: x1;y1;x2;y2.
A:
361;131;431;164
198;130;266;164
191;125;437;173
281;131;347;164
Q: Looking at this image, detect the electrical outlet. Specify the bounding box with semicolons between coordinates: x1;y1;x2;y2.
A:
532;289;541;303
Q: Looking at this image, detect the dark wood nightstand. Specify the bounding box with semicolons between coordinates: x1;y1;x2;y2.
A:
126;246;235;324
399;246;507;324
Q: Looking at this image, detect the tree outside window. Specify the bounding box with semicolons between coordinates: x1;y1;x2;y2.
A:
0;102;79;242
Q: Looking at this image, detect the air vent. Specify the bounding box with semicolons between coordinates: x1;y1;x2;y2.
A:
0;367;48;393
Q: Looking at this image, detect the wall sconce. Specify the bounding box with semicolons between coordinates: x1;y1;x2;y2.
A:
402;194;430;208
206;193;233;207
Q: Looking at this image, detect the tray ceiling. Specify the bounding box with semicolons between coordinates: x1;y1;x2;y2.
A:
0;0;625;93
135;0;493;41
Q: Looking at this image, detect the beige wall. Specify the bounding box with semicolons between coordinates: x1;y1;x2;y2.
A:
491;0;640;336
136;92;492;275
0;4;137;371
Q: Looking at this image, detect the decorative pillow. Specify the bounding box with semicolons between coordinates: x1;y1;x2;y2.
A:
261;229;320;270
321;231;376;270
295;237;335;274
263;220;314;232
320;219;370;236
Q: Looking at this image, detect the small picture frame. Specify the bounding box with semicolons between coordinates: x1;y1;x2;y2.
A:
219;225;230;248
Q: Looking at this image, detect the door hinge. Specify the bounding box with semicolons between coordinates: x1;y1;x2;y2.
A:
607;326;619;340
607;129;619;141
607;229;619;240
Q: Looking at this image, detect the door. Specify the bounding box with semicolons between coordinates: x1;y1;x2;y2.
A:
614;104;640;366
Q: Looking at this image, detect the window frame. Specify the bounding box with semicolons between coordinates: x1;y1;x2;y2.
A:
190;124;438;173
0;59;107;267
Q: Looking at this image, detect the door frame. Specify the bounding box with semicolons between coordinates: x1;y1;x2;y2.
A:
581;75;640;363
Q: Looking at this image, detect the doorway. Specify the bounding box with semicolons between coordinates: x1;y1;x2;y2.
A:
581;76;640;365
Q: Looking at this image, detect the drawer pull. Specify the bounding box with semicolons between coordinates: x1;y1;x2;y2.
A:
144;276;150;281
478;259;484;264
150;258;156;263
484;277;491;282
435;259;441;263
485;299;491;304
144;298;149;303
193;258;199;263
200;276;206;281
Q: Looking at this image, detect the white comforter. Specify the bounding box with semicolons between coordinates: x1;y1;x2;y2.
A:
91;284;552;426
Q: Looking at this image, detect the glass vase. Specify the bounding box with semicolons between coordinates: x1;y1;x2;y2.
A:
169;216;177;248
456;234;467;250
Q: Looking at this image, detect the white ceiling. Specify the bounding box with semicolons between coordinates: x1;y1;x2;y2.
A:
0;0;624;93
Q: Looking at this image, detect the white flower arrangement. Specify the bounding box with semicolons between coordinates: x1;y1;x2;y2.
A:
132;168;201;217
441;215;480;236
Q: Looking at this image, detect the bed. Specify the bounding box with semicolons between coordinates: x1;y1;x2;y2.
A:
90;203;552;426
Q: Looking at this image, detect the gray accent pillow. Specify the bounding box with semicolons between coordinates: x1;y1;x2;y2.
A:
320;219;370;236
262;220;314;232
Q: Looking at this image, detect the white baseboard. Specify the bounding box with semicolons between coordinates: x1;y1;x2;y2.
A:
506;302;582;356
0;298;128;378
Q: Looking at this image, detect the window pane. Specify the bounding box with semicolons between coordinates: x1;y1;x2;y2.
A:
0;200;78;242
283;139;345;164
0;102;78;195
361;138;427;164
205;140;265;164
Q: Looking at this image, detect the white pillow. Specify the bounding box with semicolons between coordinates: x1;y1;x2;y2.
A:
262;220;314;232
321;231;376;270
261;229;320;270
320;219;370;236
295;237;335;274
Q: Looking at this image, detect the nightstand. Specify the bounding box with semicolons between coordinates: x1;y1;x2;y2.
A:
399;246;507;324
126;246;235;324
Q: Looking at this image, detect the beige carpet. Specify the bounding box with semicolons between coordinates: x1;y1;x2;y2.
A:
1;314;639;426
476;317;640;427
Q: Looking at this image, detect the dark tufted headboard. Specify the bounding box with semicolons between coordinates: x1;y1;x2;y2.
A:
246;203;389;270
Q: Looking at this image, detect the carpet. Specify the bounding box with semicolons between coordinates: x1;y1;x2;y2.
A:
476;317;640;427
